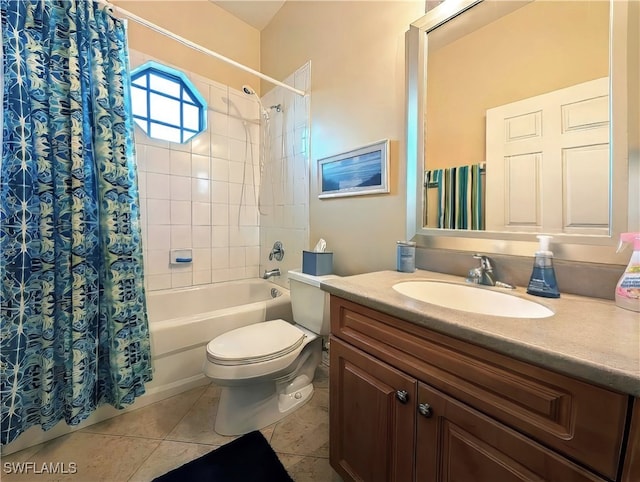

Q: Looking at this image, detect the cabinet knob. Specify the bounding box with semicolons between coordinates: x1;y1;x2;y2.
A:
418;402;433;418
395;390;409;404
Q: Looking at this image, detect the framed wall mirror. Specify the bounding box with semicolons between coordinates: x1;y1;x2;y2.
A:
405;0;639;264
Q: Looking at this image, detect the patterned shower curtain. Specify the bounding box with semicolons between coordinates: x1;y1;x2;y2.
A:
1;0;152;446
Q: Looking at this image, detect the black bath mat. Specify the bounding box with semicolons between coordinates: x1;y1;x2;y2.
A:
153;430;294;482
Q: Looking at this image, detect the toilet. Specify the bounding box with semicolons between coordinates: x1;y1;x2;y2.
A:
203;269;337;435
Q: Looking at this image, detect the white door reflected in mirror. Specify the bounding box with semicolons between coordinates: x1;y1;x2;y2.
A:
486;77;610;235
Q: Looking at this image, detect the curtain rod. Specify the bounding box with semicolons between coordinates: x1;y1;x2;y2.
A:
99;0;306;97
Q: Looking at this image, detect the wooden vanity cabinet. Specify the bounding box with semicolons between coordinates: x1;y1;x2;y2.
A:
622;398;640;482
329;295;632;482
330;337;416;482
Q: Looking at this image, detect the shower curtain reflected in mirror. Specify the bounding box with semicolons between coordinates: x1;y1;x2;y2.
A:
424;163;484;230
1;0;152;446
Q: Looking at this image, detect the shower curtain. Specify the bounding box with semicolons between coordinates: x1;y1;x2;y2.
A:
1;0;152;445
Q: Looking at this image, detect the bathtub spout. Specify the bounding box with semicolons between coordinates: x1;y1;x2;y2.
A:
263;268;281;279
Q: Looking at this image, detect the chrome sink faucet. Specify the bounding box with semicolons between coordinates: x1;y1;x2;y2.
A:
466;254;515;289
263;268;281;280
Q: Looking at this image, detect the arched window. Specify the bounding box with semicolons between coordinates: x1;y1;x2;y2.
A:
130;61;207;143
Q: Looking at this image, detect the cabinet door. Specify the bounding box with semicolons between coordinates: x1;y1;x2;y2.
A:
415;382;606;482
622;398;640;482
330;337;416;482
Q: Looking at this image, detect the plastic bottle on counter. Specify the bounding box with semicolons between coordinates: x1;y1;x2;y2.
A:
396;241;416;273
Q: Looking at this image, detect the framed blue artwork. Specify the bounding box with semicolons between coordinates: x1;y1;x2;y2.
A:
318;139;390;198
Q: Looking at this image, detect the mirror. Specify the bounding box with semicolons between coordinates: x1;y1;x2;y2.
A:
406;0;639;264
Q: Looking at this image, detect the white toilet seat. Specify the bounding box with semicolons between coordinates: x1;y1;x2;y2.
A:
206;319;306;366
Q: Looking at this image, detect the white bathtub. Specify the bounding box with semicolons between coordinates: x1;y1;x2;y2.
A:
147;279;293;392
2;279;292;455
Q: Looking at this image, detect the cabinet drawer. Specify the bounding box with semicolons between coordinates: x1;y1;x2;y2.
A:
330;296;628;480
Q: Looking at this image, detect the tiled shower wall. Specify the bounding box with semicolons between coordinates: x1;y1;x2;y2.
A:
130;50;311;291
260;63;311;288
130;50;263;291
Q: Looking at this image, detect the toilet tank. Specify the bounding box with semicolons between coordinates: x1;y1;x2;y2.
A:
288;270;338;336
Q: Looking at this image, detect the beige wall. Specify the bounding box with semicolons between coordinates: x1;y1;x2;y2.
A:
113;1;261;94
426;1;609;169
262;1;425;275
112;0;638;278
628;0;640;231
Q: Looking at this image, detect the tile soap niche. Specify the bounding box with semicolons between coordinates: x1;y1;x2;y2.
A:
170;249;193;265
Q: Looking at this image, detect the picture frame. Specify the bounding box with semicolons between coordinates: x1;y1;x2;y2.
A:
318;139;390;199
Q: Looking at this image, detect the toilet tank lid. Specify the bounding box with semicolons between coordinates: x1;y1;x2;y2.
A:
288;269;339;288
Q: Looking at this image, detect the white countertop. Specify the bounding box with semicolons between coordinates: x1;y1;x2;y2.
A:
321;269;640;396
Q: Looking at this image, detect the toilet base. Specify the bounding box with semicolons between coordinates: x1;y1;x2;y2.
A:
213;338;322;436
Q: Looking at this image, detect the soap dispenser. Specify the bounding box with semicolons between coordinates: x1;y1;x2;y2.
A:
526;235;560;298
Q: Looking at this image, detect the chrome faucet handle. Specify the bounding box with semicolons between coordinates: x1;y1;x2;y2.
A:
470;254;515;289
472;254;493;271
269;241;285;261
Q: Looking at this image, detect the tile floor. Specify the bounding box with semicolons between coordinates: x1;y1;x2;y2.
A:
2;364;342;482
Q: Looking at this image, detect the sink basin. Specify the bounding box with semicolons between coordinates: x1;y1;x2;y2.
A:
392;281;554;318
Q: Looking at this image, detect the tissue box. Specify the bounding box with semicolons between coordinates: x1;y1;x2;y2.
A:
302;250;333;276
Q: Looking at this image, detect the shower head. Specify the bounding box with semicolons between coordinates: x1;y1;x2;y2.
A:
242;86;282;113
241;84;269;120
242;85;256;96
